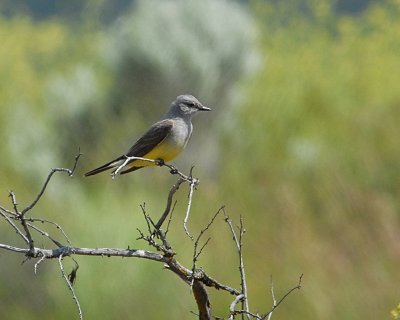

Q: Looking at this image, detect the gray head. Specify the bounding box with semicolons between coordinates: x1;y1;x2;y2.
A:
166;94;211;119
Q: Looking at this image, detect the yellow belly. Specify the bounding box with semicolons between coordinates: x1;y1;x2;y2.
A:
130;140;183;168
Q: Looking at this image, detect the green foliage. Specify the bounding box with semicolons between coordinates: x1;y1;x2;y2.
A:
392;303;400;319
103;0;258;117
220;0;400;319
0;16;105;186
1;1;400;319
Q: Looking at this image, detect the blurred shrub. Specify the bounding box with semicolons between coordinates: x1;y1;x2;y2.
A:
2;1;400;319
103;0;258;118
392;303;400;319
219;0;400;319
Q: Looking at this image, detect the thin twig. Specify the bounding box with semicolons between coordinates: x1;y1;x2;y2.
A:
27;223;63;247
21;168;72;215
238;217;249;319
0;207;29;244
9;191;19;215
164;200;176;237
9;191;35;253
194;238;211;263
229;294;245;319
138;203;173;253
267;276;277;320
0;204;16;216
193;206;224;269
140;204;153;235
70;149;82;176
24;217;72;246
224;212;250;319
196;272;241;296
154;178;186;231
58;254;83;320
183;175;198;240
262;274;303;319
230;309;262;319
21;152;81;215
111;155;195;182
34;254;46;274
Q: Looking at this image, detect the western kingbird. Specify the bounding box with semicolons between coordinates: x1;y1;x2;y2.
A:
85;94;211;176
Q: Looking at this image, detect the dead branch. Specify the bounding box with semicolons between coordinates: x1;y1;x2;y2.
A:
0;153;301;319
224;212;250;319
261;274;303;320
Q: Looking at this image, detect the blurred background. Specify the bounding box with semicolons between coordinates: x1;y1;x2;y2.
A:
1;0;399;319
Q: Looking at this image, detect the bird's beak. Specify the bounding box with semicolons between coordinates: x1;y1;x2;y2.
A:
199;104;211;111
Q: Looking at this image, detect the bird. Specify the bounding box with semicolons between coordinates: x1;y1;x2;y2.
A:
84;94;211;177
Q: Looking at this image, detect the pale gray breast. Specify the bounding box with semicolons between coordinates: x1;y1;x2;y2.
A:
167;118;192;149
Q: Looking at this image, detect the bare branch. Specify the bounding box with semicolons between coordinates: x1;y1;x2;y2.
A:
164;200;176;237
21;152;81;216
0;155;302;320
9;190;19;215
261;274;303;319
193;280;212;320
70;149;83;176
26;223;64;247
2;153;81;258
1;244;165;260
229;294;245;319
21;168;71;216
0;204;15;216
229;309;262;319
59;254;83;320
111;155;196;183
192;206;225;270
138;204;173;254
0;207;29;244
181;166;198;239
9;191;35;253
0;243;30;254
224;212;250;319
153;178;186;231
23;217;72;246
34;254;46;274
267;276;277;320
193;271;241;296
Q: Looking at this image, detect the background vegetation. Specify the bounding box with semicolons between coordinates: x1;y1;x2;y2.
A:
1;0;399;319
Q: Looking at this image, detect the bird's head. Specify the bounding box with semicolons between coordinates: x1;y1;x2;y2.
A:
169;94;211;118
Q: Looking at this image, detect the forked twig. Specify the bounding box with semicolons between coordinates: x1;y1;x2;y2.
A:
224;212;250;319
262;274;303;320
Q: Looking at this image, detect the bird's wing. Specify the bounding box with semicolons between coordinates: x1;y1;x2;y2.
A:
125;119;174;157
84;119;173;177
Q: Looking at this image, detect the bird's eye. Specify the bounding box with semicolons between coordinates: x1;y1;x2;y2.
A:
180;105;190;112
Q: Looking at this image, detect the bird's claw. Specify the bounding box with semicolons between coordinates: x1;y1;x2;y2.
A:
155;159;165;167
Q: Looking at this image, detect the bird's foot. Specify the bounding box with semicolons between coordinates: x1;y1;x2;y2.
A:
155;159;165;167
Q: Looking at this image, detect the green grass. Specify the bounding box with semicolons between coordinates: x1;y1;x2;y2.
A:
1;1;400;319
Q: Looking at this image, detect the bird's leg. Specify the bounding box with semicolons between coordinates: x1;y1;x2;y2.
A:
155;158;178;175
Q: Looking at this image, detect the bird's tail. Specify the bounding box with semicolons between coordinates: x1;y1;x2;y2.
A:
84;158;122;177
